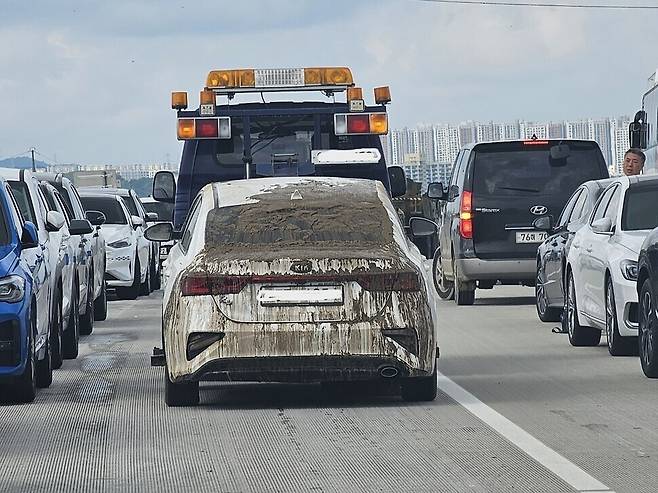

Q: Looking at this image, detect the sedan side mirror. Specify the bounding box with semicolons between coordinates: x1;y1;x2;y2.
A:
153;171;176;203
145;222;175;242
69;219;94;235
533;216;553;231
45;210;66;232
21;221;39;249
146;212;159;223
427;182;447;201
409;217;438;238
86;210;106;226
131;215;144;230
592;217;613;235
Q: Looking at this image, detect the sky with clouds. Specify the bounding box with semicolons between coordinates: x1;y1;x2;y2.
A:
1;0;657;165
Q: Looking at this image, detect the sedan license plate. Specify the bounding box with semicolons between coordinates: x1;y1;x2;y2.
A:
515;231;547;244
258;286;343;306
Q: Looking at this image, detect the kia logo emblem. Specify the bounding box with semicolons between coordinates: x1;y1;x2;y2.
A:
530;205;548;216
290;260;313;274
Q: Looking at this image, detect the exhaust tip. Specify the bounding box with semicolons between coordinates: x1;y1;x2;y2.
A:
379;365;399;379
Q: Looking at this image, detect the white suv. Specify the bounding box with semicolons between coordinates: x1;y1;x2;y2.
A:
79;192;149;300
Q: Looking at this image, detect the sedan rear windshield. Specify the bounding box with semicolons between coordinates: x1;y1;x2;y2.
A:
205;184;394;249
622;186;658;231
80;196;127;224
472;142;606;198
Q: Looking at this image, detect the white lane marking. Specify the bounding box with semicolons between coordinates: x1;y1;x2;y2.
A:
437;372;613;493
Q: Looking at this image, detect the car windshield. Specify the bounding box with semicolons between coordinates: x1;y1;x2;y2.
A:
622;185;658;231
8;181;36;224
142;201;173;222
80;196;127;224
472;142;606;198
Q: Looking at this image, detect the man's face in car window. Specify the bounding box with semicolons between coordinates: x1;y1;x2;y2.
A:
623;152;645;176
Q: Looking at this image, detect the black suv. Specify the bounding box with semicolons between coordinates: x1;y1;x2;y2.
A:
431;139;609;305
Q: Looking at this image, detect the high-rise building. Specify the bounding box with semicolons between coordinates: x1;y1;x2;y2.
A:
610;116;631;175
588;119;612;165
433;125;460;164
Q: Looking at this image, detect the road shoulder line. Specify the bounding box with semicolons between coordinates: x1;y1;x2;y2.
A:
437;372;613;493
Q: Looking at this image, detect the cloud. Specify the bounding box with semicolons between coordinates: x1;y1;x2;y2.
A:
0;0;657;164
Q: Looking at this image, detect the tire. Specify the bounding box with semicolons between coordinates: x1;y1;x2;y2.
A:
79;273;95;336
50;287;63;370
536;266;561;322
453;260;475;305
14;314;37;403
639;279;658;378
401;364;438;402
566;272;601;347
35;310;53;389
165;367;199;407
62;284;80;359
94;279;108;321
605;277;637;356
117;257;140;300
433;250;454;300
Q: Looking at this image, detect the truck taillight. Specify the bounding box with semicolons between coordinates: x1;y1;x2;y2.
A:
459;191;473;239
334;113;388;136
177;117;231;141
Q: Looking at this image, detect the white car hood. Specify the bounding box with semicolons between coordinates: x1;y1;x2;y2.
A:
100;224;133;244
618;231;651;256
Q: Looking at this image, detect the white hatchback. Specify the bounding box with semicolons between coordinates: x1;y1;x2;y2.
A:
565;175;658;355
148;177;439;407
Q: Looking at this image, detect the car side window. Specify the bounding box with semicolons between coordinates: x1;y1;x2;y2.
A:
591;186;615;224
568;188;589;223
603;185;622;224
5;185;24;232
558;189;582;228
180;198;203;253
54;192;72;225
449;151;463;187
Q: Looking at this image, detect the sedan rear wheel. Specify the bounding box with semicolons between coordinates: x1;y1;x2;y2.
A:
400;364;438;402
79;273;95;336
566;272;601;347
605;277;637;356
165;366;199;407
639;280;658;378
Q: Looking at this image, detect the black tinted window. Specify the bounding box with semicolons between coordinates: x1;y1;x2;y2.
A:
143;201;174;222
472;142;605;198
120;195;138;217
0;199;11;245
8;181;36;224
622;186;658;231
569;189;589;222
557;189;582;227
591;186;615;223
80;196;127;224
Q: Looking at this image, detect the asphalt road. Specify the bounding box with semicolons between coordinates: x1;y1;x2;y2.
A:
1;286;657;492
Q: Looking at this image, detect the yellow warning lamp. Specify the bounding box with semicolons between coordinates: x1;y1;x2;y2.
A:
374;86;391;105
199;90;214;105
347;87;363;102
171;91;188;110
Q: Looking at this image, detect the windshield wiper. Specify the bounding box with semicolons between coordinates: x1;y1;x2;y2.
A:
497;186;540;193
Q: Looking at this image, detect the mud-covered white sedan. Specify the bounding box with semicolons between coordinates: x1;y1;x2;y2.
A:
147;177;439;406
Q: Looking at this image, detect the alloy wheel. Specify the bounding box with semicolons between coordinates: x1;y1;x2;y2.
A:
641;290;654;369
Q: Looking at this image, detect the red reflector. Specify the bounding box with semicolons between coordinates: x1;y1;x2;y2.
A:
356;272;420;291
523;140;549;145
195;118;219;138
347;114;370;134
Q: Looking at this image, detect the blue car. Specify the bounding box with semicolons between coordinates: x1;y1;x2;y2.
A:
0;177;52;403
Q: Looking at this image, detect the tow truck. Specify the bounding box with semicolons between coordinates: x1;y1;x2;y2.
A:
151;66;407;229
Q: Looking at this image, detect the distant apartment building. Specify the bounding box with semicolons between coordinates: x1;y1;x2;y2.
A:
48;162;177;180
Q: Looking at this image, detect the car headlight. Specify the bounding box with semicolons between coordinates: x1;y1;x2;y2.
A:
620;259;638;281
108;238;131;249
0;275;26;303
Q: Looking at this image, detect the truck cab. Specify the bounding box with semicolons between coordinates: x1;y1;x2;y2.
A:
152;67;406;229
